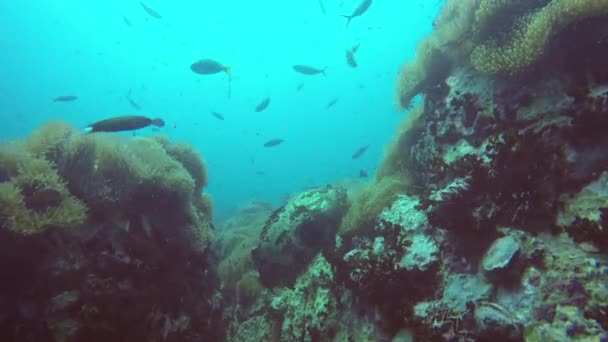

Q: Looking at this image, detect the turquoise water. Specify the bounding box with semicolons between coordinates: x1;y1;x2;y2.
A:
0;0;440;219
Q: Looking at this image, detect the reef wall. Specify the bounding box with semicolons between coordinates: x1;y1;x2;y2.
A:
215;1;608;341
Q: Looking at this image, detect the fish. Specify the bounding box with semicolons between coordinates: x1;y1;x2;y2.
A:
85;115;165;133
140;1;162;19
125;89;141;110
359;169;368;178
341;0;372;28
318;0;326;15
326;97;339;109
263;139;284;147
53;95;78;102
211;111;225;121
346;43;360;68
296;83;304;91
351;145;369;159
191;59;232;78
122;14;132;27
255;97;271;112
293;65;326;76
346;50;357;67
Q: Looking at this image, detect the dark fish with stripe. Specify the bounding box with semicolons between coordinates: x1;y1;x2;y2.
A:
85;115;165;133
326;97;339;109
191;59;232;78
53;95;78;102
351;144;369;159
341;0;372;28
140;1;162;19
359;169;368;178
263;138;284;147
255;97;271;112
211;111;225;121
293;64;326;76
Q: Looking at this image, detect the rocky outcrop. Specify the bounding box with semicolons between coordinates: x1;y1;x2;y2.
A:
252;185;347;287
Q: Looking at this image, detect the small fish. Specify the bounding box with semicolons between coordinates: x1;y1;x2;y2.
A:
85;115;165;133
255;97;271;112
326;97;339;109
211;111;225;120
263;138;284;147
351;145;369;159
318;0;326;15
140;1;162;19
122;14;132;27
359;169;368;178
53;95;78;102
191;59;231;78
341;0;372;28
346;50;357;68
346;43;360;68
125;89;141;110
293;65;326;76
296;83;304;91
255;171;266;176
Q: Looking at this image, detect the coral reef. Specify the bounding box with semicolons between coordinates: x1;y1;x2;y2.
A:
3;2;608;340
471;0;608;75
0;126;89;235
395;0;608;108
213;2;608;341
0;123;220;340
0;154;87;235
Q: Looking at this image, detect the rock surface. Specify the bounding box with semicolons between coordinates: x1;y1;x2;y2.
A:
252;185;347;287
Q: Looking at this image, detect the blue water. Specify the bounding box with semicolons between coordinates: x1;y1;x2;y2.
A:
0;0;440;220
